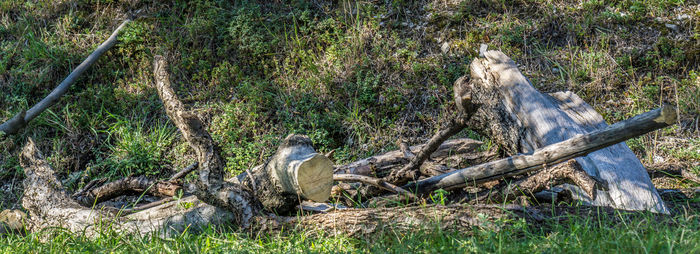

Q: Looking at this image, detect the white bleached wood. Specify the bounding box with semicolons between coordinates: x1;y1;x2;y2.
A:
469;50;668;213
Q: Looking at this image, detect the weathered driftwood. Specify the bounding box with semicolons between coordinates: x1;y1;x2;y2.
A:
154;55;259;227
405;104;676;199
334;138;483;176
0;19;131;135
18;137;535;237
155;56;334;217
463;50;670;213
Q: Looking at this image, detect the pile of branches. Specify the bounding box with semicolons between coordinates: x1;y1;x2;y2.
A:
0;19;676;237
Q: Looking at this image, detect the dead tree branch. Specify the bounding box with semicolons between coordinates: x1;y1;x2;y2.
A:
0;19;131;135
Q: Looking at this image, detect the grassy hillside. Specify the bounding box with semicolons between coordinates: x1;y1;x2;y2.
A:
0;0;698;252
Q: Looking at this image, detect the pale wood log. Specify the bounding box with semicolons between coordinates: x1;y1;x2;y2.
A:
16;138;546;237
0;19;131;135
240;135;334;213
405;104;676;202
463;50;670;213
156;56;334;216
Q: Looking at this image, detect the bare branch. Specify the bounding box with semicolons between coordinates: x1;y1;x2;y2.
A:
0;19;131;135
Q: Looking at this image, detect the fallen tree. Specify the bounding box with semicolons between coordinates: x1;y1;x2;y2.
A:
464;50;669;213
6;50;676;237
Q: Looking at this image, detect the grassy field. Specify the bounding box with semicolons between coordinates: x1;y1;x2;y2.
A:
0;0;698;252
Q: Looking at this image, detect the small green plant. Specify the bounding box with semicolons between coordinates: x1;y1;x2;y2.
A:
430;189;450;205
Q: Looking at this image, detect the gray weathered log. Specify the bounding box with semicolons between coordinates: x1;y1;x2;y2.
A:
19;138;533;237
405;104;676;202
0;19;131;135
335;138;483;176
463;50;670;213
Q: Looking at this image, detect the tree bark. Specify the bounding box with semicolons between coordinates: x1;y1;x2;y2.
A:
460;50;670;213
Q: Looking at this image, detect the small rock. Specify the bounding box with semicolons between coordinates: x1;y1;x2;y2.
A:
653;154;666;164
552;67;559;73
441;42;450;54
479;44;488;57
0;210;26;235
665;23;678;32
677;14;691;20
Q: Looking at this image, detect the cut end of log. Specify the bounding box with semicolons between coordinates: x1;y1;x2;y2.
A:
656;104;677;125
295;154;334;202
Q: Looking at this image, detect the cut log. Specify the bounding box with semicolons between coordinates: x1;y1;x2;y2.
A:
405;104;676;203
334;138;483;176
459;50;670;213
240;134;334;213
19;138;538;237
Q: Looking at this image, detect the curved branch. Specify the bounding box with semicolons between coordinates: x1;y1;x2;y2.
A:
153;56;257;227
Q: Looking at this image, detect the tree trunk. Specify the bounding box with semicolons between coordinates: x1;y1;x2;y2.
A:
465;50;669;213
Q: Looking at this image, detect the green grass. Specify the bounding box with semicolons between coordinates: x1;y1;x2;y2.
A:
2;207;700;253
0;0;698;252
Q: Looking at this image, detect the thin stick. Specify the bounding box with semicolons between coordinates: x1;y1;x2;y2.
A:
0;19;131;135
169;162;198;181
334;174;417;200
